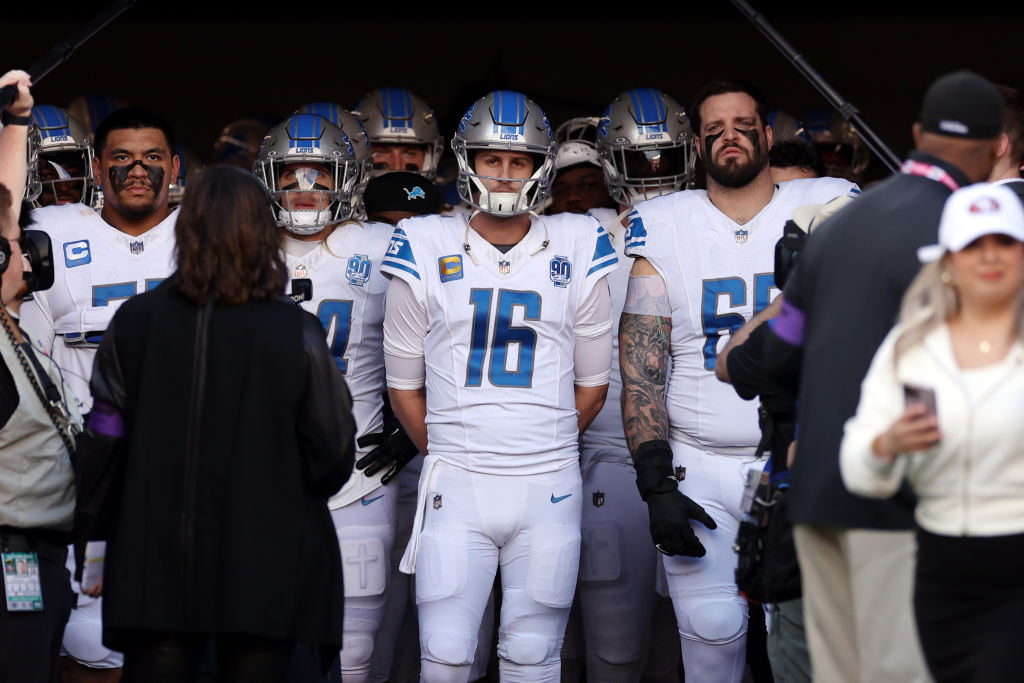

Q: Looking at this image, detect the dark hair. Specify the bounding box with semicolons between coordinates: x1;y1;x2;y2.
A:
94;106;178;157
768;140;825;177
997;85;1024;169
174;165;286;305
690;79;770;136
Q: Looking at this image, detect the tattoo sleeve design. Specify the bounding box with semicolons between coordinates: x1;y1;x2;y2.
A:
619;306;672;455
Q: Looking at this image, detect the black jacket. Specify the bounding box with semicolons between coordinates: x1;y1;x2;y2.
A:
79;278;355;661
767;153;970;530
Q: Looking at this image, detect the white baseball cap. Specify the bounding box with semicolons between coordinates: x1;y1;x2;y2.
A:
554;140;600;173
918;183;1024;263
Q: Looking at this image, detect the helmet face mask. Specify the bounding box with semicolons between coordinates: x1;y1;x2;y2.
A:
452;91;557;217
27;106;95;207
801;107;870;182
597;88;696;206
352;88;443;179
255;114;366;235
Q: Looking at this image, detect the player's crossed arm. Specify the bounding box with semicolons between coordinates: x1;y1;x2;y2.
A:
619;256;672;454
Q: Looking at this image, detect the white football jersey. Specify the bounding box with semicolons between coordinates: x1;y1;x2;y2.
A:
21;204;177;411
579;208;631;465
283;221;393;508
625;177;859;453
381;212;617;475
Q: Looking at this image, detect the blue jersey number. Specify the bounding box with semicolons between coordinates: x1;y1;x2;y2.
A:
316;300;354;374
466;288;541;388
701;273;776;370
92;279;164;307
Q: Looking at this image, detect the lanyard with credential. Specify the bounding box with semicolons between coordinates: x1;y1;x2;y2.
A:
900;159;960;192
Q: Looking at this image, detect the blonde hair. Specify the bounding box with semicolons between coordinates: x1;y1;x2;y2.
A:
895;256;1024;358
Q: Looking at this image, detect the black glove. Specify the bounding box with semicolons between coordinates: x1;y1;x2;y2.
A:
355;417;419;485
633;439;717;557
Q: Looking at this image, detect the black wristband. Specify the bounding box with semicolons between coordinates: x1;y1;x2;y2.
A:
1;111;31;126
632;439;679;501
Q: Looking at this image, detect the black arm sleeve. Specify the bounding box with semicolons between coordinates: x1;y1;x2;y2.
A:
0;355;18;428
296;312;356;499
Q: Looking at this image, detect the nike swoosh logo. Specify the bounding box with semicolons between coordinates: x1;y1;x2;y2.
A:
361;495;385;506
550;494;572;504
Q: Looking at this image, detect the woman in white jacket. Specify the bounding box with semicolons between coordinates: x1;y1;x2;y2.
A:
840;182;1024;683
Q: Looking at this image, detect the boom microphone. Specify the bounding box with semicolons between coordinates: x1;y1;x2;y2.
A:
0;0;135;112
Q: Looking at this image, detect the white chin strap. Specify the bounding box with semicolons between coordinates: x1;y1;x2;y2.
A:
481;191;520;215
279;207;329;236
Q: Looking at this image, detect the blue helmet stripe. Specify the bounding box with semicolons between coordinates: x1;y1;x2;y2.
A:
629;88;668;133
32;105;70;139
382;87;412;123
290;114;322;148
493;90;526;136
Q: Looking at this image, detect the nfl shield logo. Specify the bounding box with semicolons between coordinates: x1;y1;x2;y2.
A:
593;491;605;508
734;229;748;244
675;466;686;481
498;259;511;275
294;264;308;278
432;493;443;510
346;254;372;286
129;241;144;254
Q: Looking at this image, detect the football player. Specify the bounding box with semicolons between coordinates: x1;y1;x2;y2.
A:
557;87;695;683
547;139;615;216
26;105;95;207
254;112;416;683
381;90;616;682
801;107;871;184
619;80;859;683
352;88;443;179
21;105;182;681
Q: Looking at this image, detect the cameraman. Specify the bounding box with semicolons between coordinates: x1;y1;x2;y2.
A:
0;70;83;683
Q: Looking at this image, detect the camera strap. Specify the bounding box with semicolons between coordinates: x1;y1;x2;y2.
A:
0;303;80;454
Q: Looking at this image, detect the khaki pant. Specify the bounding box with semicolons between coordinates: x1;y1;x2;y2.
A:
793;525;930;683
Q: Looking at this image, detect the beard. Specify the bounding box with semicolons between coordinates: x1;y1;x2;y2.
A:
704;139;768;189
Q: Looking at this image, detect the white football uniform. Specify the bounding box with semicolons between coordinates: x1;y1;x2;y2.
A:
282;220;395;683
20;202;177;673
21;203;177;412
624;177;859;682
381;212;615;682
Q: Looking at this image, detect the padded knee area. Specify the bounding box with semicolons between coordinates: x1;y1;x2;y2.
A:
422;631;472;666
420;658;471;683
679;597;746;644
62;613;123;668
339;633;375;669
503;634;553;666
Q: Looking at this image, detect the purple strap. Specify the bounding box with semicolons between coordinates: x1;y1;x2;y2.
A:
769;299;806;347
88;399;125;438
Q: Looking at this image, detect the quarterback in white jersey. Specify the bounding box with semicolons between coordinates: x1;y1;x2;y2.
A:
255;112;421;682
382;91;615;683
620;80;859;683
20;106;182;677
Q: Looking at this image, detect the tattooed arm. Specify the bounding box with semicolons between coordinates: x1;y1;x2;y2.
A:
619;257;672;455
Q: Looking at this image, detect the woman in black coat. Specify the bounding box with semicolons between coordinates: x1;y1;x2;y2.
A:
78;165;356;682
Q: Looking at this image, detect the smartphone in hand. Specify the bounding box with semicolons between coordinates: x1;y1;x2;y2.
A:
903;383;937;417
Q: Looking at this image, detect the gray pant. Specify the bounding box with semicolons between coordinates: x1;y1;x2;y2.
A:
767;599;811;683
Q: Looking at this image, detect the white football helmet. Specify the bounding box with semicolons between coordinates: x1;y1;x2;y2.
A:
452;90;557;217
596;88;696;205
254;114;366;235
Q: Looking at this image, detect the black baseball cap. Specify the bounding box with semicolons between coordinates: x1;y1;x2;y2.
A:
362;172;442;216
919;70;1003;140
